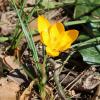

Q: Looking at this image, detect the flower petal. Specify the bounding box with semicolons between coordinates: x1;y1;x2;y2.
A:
38;15;50;33
55;30;79;51
40;31;50;45
38;16;51;45
65;30;79;43
48;22;65;49
49;22;64;40
58;43;71;51
46;47;59;57
53;35;70;51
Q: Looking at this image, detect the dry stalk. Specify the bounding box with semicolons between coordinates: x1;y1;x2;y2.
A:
20;79;38;100
49;58;68;100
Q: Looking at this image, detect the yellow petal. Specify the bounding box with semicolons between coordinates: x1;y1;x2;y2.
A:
55;30;79;51
58;43;71;51
38;15;50;33
49;22;64;40
46;47;59;57
38;16;51;45
48;22;65;49
65;30;79;43
57;35;70;51
40;31;50;45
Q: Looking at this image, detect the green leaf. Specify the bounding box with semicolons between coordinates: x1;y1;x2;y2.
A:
12;0;41;79
79;45;100;64
91;8;100;19
73;0;100;65
73;35;100;64
0;37;9;42
59;0;75;3
74;0;100;19
40;0;75;9
77;34;91;41
77;22;100;42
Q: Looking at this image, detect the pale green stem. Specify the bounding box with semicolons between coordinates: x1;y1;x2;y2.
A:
64;19;100;26
72;37;100;49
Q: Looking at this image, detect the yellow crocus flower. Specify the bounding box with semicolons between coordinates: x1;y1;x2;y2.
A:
38;15;79;57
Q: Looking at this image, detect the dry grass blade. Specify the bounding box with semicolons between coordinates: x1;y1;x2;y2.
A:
20;79;38;100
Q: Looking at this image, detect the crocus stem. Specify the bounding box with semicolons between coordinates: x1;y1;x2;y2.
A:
37;50;72;99
40;54;48;100
40;85;46;100
41;55;48;85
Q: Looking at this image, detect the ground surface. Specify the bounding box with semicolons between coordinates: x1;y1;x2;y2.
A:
0;0;100;100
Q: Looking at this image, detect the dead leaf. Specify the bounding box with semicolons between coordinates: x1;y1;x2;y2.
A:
28;18;37;32
7;69;28;85
92;84;100;100
0;77;20;100
20;79;38;100
26;0;35;5
0;0;8;12
3;56;20;70
83;73;100;90
0;12;17;35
